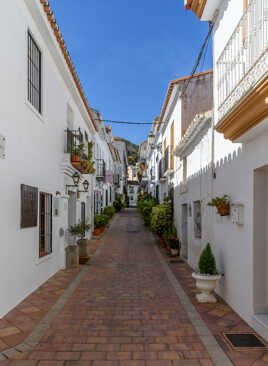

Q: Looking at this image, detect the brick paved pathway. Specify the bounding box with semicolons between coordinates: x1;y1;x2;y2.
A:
2;209;217;365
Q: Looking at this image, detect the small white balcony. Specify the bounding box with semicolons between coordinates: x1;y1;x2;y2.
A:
216;0;268;140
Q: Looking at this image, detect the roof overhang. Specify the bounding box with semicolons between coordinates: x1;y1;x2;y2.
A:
175;110;212;158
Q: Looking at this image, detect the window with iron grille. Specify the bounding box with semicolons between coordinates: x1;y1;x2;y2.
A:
39;192;52;257
28;32;42;114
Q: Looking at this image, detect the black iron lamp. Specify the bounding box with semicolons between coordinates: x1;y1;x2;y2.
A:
78;179;90;193
66;172;80;194
148;132;155;147
83;180;89;192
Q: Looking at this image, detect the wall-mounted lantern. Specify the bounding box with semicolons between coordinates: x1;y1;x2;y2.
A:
66;172;80;194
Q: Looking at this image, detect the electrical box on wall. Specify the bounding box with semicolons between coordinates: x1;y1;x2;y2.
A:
231;203;244;225
0;135;6;159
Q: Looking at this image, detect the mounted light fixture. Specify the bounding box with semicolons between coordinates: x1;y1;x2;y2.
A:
82;180;89;192
65;172;81;194
148;132;155;147
148;133;162;151
77;179;90;194
56;191;61;198
72;172;80;186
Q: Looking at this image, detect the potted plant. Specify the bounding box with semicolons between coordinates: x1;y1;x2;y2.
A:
192;243;221;303
71;143;84;167
80;142;96;174
208;194;230;216
94;214;109;235
69;220;91;264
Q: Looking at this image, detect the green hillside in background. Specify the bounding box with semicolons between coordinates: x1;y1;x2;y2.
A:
123;139;139;166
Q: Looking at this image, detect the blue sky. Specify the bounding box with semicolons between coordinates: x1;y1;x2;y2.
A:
49;0;212;146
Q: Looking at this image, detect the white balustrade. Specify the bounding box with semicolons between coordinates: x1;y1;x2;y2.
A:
217;0;268;122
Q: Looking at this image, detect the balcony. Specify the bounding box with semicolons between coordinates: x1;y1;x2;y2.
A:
164;147;169;175
96;159;106;180
158;158;166;181
66;128;87;171
216;0;268;141
113;173;120;186
150;167;155;181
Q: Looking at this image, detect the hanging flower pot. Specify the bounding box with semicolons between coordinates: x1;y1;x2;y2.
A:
216;204;230;216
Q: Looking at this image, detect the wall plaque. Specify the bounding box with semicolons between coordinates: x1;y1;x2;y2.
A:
21;184;38;228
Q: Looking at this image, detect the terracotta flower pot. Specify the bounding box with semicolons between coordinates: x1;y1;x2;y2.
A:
159;237;165;247
93;226;105;236
217;204;230;216
71;154;81;167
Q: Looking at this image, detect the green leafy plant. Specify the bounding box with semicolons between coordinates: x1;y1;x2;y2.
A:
103;206;116;218
71;143;85;156
81;142;96;174
150;203;173;237
69;220;91;240
94;214;109;229
198;243;217;275
207;195;228;207
113;200;122;212
137;194;158;226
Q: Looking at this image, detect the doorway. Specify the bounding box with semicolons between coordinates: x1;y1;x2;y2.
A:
67;191;76;245
39;192;52;257
181;204;188;259
253;166;268;324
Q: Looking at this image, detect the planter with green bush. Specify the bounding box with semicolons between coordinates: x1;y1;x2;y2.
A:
192;243;221;303
69;221;91;264
103;206;116;219
94;214;109;235
151;203;172;237
207;194;230;216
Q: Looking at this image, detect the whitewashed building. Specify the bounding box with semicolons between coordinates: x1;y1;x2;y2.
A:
0;0;125;319
182;0;268;340
113;137;129;197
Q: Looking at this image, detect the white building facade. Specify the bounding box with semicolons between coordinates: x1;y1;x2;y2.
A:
182;0;268;340
0;0;125;319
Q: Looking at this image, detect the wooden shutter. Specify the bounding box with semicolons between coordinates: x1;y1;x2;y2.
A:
21;185;38;228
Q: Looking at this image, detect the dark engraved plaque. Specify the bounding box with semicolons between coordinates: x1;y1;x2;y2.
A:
21;184;38;228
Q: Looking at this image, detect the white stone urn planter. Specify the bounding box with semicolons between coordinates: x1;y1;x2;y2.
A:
192;272;221;303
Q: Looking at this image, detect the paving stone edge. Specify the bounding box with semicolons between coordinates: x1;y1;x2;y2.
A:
0;215;119;361
151;232;233;366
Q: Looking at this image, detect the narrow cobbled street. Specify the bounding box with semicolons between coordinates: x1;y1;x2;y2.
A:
2;209;227;365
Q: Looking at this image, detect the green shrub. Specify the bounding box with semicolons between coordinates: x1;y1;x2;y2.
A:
137;194;158;226
69;221;91;240
198;243;217;275
94;214;109;229
151;203;173;237
103;206;116;218
122;201;127;208
113;199;122;212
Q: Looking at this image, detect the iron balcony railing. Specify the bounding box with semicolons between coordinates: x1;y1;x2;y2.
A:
217;0;268;122
96;159;106;179
113;173;120;186
158;158;166;180
150;167;155;180
66;128;88;170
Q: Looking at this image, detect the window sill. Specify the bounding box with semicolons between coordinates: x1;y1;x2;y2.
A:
25;100;44;123
35;252;53;265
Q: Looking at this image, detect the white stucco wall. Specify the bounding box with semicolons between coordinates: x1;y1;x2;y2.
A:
0;0;95;317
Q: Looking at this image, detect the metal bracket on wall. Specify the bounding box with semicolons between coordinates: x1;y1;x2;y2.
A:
0;135;6;159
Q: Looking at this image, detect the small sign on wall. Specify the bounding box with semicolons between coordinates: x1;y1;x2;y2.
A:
0;135;6;159
21;184;38;228
231;203;244;225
